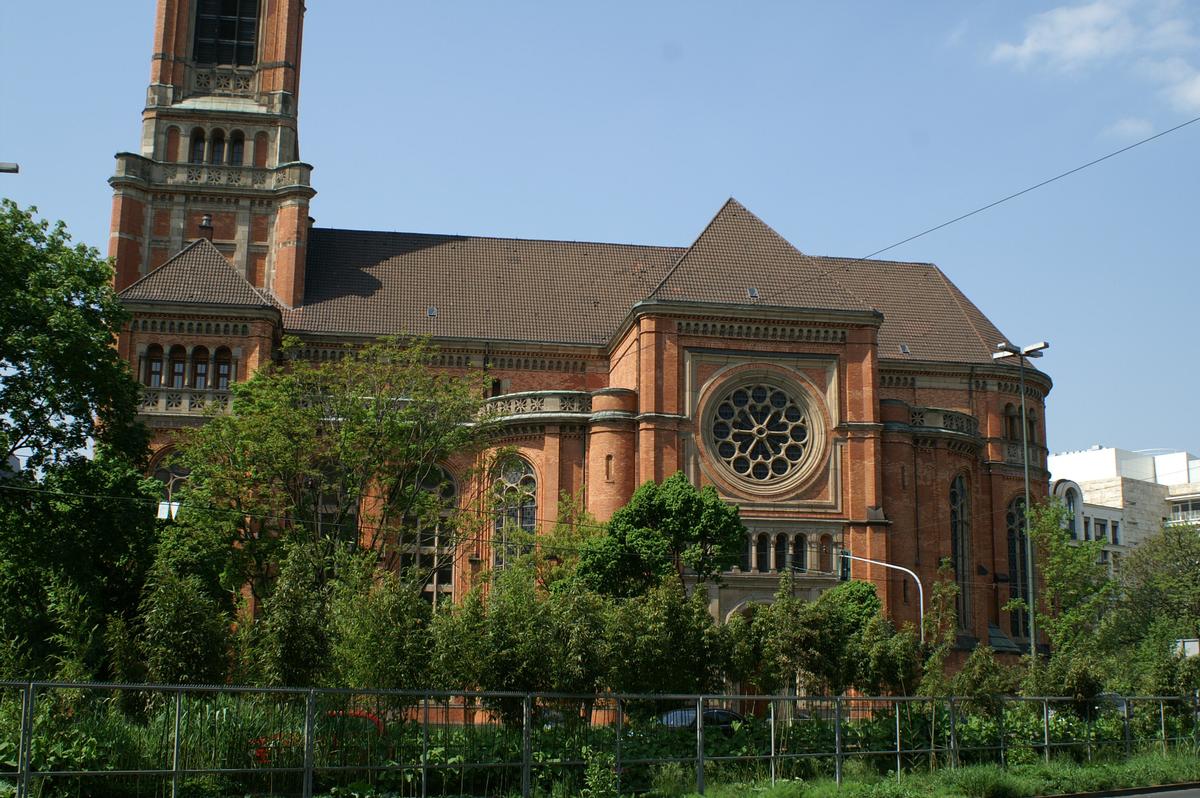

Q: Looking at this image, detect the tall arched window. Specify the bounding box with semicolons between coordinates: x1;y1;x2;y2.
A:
792;534;808;572
168;345;187;388
214;347;234;389
191;346;210;390
1006;496;1030;638
755;534;769;573
228;131;245;165
493;456;536;569
950;475;971;628
144;344;164;387
1063;488;1079;539
401;466;458;607
774;534;788;572
209;130;226;165
189;128;206;164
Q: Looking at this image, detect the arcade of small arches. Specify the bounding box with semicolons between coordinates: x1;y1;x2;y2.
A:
139;343;237;390
740;531;837;575
164;125;271;169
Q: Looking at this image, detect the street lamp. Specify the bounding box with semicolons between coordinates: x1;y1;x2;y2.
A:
992;340;1049;659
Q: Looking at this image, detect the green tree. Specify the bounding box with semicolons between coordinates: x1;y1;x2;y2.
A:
172;337;491;600
0;200;147;467
430;588;489;690
255;541;332;687
574;472;745;597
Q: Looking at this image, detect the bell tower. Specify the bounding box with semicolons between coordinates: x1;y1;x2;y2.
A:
108;0;314;307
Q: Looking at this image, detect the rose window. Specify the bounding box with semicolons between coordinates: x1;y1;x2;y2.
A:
710;383;811;483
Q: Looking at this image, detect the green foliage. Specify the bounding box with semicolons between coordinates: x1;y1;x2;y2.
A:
173;336;491;599
575;472;746;596
582;749;619;798
255;541;331;687
0;200;147;468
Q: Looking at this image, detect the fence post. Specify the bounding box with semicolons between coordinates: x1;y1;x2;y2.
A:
1086;702;1093;763
302;689;315;798
999;699;1006;768
834;697;843;787
18;683;34;798
696;696;706;795
171;689;183;798
421;695;429;798
1122;697;1132;758
770;698;777;785
615;698;623;796
522;694;532;798
1043;699;1050;764
1160;699;1167;754
948;698;959;768
894;699;902;781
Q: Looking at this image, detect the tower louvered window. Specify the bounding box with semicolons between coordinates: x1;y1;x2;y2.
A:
194;0;259;66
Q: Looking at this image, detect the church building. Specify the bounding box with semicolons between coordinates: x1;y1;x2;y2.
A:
109;0;1050;651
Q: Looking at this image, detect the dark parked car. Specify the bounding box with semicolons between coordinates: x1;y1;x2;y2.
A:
657;707;746;735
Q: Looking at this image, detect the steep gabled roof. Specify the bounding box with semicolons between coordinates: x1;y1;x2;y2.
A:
118;238;276;309
650;199;872;314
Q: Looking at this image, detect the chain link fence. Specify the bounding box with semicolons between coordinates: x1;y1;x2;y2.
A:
2;681;1198;797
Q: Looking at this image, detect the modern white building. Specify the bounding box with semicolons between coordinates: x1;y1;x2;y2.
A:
1049;446;1200;570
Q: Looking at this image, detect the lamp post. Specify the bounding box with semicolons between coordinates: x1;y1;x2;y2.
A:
836;551;925;643
992;340;1049;659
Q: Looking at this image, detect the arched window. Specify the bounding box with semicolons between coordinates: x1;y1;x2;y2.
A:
209;130;226;165
189;128;206;164
214;347;234;389
1003;404;1019;440
493;456;536;569
165;126;181;162
191;346;209;390
819;534;833;572
1026;411;1038;444
1006;496;1030;638
402;466;458;607
144;344;164;387
774;534;788;572
153;457;190;520
792;534;808;572
228;131;245;165
755;534;769;573
1063;488;1078;539
950;475;971;628
168;345;187;388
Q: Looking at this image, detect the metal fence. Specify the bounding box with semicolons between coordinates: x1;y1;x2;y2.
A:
2;681;1198;797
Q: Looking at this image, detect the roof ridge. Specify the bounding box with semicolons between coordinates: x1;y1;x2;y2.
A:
649;197;741;297
310;226;686;252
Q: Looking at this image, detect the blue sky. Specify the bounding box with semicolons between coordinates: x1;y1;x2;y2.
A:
2;0;1198;457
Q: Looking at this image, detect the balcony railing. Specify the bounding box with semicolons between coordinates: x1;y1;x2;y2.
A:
140;387;232;416
909;407;979;437
483;391;593;419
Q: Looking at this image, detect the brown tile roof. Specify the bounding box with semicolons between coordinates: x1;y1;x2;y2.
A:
118;238;276;309
121;200;1015;366
285;230;681;345
651;199;872;314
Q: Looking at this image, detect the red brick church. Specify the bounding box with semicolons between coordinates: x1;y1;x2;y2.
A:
109;0;1050;651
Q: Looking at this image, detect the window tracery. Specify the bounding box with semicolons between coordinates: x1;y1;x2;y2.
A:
708;380;813;485
492;456;536;569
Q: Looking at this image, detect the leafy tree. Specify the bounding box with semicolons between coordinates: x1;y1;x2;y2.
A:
172;337;491;599
0;200;147;467
255;541;332;687
429;588;489;691
327;548;431;690
139;570;231;685
574;472;745;597
1108;523;1200;643
916;561;960;696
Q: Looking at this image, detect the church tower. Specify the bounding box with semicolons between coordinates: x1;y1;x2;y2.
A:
108;0;314;307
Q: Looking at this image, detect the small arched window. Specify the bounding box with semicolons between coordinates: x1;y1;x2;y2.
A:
819;534;833;572
189;128;206;164
1004;404;1020;440
209;130;226;165
755;534;770;574
191;346;210;390
1026;411;1038;444
214;347;234;389
1006;496;1030;638
774;534;788;572
1064;488;1079;539
144;344;164;387
493;456;536;569
950;474;971;628
228;131;245;166
168;345;187;388
792;534;808;572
